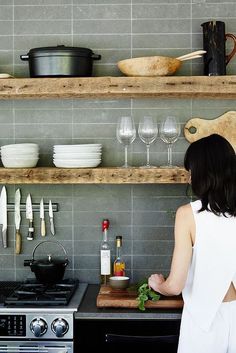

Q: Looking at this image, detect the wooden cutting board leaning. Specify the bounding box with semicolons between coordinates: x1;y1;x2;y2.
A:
184;111;236;150
96;285;183;309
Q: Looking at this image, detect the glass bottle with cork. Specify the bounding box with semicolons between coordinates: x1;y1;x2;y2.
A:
113;235;125;276
100;219;111;285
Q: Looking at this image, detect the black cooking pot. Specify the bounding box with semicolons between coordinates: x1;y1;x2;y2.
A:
24;240;69;283
20;45;101;77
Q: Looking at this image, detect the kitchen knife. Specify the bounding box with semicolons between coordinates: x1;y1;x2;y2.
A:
15;188;21;254
49;200;55;236
40;198;46;237
0;186;7;248
26;193;34;240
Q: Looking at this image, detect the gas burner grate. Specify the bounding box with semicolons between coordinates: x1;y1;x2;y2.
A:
4;279;78;306
0;282;21;305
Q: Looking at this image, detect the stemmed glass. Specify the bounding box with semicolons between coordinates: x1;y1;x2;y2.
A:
138;116;158;168
116;116;136;168
159;116;181;168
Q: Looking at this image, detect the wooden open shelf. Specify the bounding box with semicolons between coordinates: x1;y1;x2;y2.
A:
0;76;236;99
0;167;188;184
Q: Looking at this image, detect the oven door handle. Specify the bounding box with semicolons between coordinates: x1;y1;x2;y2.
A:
0;349;47;353
0;347;70;353
105;333;179;344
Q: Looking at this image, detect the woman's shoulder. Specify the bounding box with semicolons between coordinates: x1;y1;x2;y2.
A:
176;203;192;217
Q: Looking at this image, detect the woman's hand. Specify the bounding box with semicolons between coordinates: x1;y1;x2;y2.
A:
148;273;165;293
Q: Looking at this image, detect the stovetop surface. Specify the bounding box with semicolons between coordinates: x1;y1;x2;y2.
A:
0;279;88;311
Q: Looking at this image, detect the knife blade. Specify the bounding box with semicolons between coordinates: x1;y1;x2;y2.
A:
0;186;7;248
49;200;55;236
26;193;34;240
15;188;21;254
40;198;46;237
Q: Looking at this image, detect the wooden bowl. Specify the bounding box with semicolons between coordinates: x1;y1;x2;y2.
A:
117;56;181;77
109;276;130;290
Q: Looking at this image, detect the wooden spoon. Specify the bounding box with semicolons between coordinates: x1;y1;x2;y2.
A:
176;50;207;61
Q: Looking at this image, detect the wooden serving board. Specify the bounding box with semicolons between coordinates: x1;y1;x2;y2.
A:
184;111;236;149
96;285;183;309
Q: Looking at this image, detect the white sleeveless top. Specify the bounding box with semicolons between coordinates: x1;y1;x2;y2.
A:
182;200;236;332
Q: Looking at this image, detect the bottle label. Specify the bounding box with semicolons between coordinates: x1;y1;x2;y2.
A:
114;269;125;276
114;261;125;276
101;250;111;275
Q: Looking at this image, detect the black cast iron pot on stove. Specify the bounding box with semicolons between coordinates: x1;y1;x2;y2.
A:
24;240;69;284
20;45;101;77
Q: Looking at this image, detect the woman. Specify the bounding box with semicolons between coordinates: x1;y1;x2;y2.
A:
148;134;236;353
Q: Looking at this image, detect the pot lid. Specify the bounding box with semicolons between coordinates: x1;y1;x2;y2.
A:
27;45;94;58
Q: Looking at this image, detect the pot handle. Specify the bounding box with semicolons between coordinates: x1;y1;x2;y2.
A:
20;55;29;61
92;53;102;60
31;240;68;261
24;259;32;266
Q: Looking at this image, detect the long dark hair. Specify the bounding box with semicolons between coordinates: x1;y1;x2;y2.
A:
184;134;236;216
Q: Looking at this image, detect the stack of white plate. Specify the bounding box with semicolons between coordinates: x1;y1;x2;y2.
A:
53;144;102;168
1;143;39;168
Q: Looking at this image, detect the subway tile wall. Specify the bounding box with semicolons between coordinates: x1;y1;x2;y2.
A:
0;0;235;283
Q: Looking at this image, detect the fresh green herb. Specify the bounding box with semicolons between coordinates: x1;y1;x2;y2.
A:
136;282;160;311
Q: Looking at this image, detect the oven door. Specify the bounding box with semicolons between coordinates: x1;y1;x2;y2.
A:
75;318;180;352
0;341;73;353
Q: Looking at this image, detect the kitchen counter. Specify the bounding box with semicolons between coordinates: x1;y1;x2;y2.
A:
75;284;182;320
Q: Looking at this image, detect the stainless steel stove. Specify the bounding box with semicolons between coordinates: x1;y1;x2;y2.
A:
0;280;88;353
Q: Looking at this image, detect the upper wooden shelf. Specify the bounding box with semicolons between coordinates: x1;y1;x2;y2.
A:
0;76;236;99
0;167;188;184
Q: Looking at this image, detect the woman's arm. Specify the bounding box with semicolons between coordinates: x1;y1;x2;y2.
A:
148;204;194;296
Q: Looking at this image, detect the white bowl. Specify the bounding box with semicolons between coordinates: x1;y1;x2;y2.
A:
1;148;39;154
1;143;39;151
1;152;39;158
109;276;130;290
2;157;39;168
53;152;102;159
53;159;101;168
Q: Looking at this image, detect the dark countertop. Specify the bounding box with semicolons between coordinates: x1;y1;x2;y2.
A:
75;284;182;320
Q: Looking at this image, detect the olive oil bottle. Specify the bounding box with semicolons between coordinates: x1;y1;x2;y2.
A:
113;235;125;276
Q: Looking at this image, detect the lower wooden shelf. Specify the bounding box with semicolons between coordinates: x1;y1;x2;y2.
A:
0;167;188;184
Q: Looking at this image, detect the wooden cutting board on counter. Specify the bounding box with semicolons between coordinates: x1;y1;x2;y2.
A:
96;285;183;309
184;111;236;149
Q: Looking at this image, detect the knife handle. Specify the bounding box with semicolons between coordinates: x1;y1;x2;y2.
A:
15;229;22;254
50;218;55;236
27;220;34;240
1;226;7;248
41;219;46;237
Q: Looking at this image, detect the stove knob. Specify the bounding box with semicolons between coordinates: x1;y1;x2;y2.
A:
30;318;48;337
51;318;69;337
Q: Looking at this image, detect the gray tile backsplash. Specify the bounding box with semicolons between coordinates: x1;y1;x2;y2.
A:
0;0;235;284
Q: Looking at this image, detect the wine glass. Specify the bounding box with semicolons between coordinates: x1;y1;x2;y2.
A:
138;116;158;168
116;116;136;168
159;116;181;168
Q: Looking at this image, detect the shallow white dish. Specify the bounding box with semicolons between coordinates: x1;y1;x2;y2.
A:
54;144;102;148
2;157;39;168
54;148;102;154
53;152;102;159
53;159;101;168
54;144;102;153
